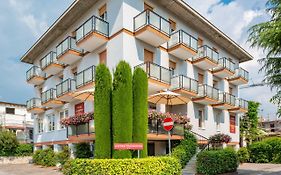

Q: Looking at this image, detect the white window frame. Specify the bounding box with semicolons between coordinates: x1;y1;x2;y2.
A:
47;114;55;131
38;118;43;133
59;109;69;129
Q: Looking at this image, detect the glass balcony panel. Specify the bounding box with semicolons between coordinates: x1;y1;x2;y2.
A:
62;40;68;53
161;68;171;84
190;37;198;51
150;63;161;80
182;77;191;90
169;32;180;47
170;76;180;89
84;19;92;36
84;68;93;84
76;73;83;88
149;12;160;30
95;18;108;35
161;18;170;35
134;11;146;30
76;27;83;42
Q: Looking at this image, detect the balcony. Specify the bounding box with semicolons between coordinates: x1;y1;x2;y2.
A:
41;88;63;108
56;79;76;102
26;98;44;114
212;57;235;79
228;68;249;85
147;120;184;140
212;92;236;110
193;84;219;105
167;30;198;60
76;65;96;91
134;9;170;47
56;37;83;65
26;66;46;85
40;51;64;75
135;62;171;94
170;75;198;99
192;45;219;70
229;98;248;113
76;15;109;52
67;120;95;142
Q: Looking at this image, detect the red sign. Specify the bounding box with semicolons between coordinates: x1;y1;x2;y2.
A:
114;143;143;150
163;117;174;131
75;102;84;115
230;116;236;134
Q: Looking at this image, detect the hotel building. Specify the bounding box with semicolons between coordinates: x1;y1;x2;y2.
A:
21;0;251;154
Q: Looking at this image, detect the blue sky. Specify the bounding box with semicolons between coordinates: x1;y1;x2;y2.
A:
0;0;277;119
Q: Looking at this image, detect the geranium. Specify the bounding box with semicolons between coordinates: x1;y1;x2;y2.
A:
60;112;94;126
209;133;232;144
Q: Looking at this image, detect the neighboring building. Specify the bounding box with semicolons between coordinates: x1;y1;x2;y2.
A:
259;118;281;136
0;101;33;143
21;0;251;154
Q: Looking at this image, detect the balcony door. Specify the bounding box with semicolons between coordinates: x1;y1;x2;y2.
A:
144;49;154;63
99;50;107;65
198;73;204;85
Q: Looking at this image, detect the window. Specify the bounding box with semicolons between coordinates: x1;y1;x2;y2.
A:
60;109;69;129
5;107;15;114
198;110;205;128
216;115;220;131
144;49;154;63
198;37;203;47
99;4;107;20
99;50;107;65
144;2;153;11
38;118;43;133
229;87;233;95
48;114;55;131
169;19;176;32
198;73;204;84
230;115;236;134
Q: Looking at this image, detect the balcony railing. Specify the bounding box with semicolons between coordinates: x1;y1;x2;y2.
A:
26;66;45;81
134;9;170;36
168;30;198;51
135;62;172;84
193;45;219;63
198;84;219;100
41;88;56;104
56;79;76;97
214;57;235;73
171;75;198;93
219;92;236;106
236;68;249;81
26;98;42;110
76;65;96;89
67;120;95;137
56;37;83;58
148;120;184;136
236;98;248;109
40;51;61;70
76;15;109;43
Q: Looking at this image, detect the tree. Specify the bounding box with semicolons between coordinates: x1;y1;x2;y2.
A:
132;68;148;158
240;101;260;146
248;0;281;117
94;64;112;158
112;61;133;158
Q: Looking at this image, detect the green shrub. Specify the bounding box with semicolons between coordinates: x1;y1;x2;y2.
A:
64;157;181;175
264;137;281;163
196;148;238;175
133;68;148;158
75;143;92;158
15;144;33;156
112;61;133;158
171;131;197;167
94;64;112;159
32;148;57;167
237;147;250;163
57;146;70;166
0;130;19;156
248;142;272;163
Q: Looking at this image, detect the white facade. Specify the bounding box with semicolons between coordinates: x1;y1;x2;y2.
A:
0;102;33;143
22;0;251;154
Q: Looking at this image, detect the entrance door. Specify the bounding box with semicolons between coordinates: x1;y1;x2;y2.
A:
148;143;155;156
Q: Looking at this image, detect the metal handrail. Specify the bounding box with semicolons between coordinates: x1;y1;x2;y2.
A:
26;98;42;110
214;57;235;73
76;15;109;43
168;29;198;51
193;45;219;63
26;66;45;81
236;98;248;109
219;92;236;105
171;75;198;93
56;36;83;58
76;65;96;89
56;79;76;97
238;67;249;80
189;130;210;151
198;84;219;100
134;9;170;36
40;51;61;70
41;88;56;104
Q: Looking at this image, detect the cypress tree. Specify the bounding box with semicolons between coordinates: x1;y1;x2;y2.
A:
112;61;133;158
133;68;148;158
94;64;112;158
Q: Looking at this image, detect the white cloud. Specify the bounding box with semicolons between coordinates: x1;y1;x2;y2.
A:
8;0;48;37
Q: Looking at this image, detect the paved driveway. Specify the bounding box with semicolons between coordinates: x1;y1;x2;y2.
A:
238;163;281;175
0;164;62;175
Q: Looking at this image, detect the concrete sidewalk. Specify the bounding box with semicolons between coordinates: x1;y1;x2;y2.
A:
0;164;62;175
238;163;281;175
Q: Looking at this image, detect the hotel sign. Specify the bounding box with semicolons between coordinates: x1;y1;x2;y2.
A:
75;102;84;115
114;143;143;150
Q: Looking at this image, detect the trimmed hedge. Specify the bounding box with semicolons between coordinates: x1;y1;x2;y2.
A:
33;148;57;167
172;131;197;167
237;147;250;163
112;61;133;158
196;148;238;175
132;68;148;158
94;64;112;159
15;144;33;156
75;143;92;158
63;157;181;175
